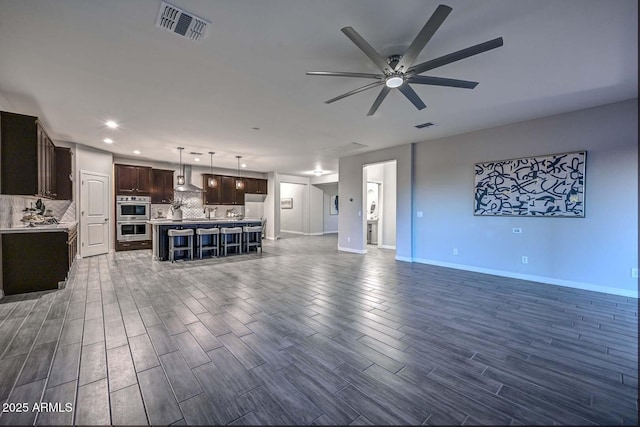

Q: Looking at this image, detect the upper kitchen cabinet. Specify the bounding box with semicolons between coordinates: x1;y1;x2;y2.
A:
202;174;221;205
115;164;152;195
55;147;73;200
246;178;268;195
151;168;174;204
0;111;61;199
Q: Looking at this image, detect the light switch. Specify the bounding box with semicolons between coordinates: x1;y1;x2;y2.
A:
417;211;423;217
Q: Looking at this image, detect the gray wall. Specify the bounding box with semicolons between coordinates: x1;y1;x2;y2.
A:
413;99;637;297
338;99;637;297
280;182;306;233
318;183;339;233
339;144;412;257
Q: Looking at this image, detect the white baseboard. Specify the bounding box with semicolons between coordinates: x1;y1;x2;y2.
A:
323;231;338;235
338;246;367;254
412;258;638;298
308;232;323;236
280;230;306;235
395;255;412;262
381;244;396;250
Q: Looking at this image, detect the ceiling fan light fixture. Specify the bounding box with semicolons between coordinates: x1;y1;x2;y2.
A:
385;75;404;88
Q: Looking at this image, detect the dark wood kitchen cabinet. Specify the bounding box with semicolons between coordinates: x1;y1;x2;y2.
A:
0;111;61;199
115;164;152;195
202;174;221;205
219;175;245;205
151;168;174;204
55;146;73;201
1;228;76;295
246;178;268;195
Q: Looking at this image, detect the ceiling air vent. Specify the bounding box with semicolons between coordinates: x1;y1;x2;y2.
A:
156;1;209;43
415;122;435;129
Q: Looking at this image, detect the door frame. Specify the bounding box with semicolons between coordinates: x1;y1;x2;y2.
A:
79;170;111;258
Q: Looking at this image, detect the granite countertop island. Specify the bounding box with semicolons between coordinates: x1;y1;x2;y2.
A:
148;218;263;261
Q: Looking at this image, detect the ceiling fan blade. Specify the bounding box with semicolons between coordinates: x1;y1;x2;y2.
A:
409;75;478;89
306;71;383;80
341;27;391;73
325;81;384;104
398;84;427;110
409;37;504;75
394;4;452;71
367;86;391;116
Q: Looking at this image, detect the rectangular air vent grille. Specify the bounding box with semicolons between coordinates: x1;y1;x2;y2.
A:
156;1;209;43
415;122;435;129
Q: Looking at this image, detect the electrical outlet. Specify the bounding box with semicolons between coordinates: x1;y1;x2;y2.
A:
358;210;361;217
521;256;528;264
453;248;458;255
347;237;351;243
417;211;423;218
512;228;522;234
632;268;639;278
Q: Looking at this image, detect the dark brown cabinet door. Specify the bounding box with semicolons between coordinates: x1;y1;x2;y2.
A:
219;176;236;204
234;179;246;205
115;164;136;194
152;169;174;203
136;167;152;195
246;178;267;194
202;174;221;204
115;164;152;195
55;147;72;200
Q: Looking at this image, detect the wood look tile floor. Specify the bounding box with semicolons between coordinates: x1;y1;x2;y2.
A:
0;234;637;425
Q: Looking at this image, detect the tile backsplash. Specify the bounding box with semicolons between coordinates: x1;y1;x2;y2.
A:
0;195;75;228
150;191;244;220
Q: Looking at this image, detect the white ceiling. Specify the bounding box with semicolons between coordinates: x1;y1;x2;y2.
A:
0;0;637;176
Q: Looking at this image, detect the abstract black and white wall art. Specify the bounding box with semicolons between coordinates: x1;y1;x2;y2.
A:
474;151;586;217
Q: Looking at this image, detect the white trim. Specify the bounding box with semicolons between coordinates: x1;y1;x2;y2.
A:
395;255;412;262
323;230;338;234
413;258;638;298
281;230;324;236
338;246;367;254
381;244;396;250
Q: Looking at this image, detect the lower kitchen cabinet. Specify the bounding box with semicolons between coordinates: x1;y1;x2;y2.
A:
115;240;151;251
1;229;76;296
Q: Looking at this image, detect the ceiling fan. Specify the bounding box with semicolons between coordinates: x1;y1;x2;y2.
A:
307;4;503;116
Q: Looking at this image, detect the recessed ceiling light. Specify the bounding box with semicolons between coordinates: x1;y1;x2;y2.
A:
241;163;247;168
313;170;323;176
194;158;200;162
133;150;141;155
103;138;113;144
105;120;118;129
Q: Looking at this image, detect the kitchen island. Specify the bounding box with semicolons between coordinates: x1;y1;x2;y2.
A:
148;218;263;261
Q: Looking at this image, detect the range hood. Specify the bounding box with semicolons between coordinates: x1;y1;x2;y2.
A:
174;165;203;192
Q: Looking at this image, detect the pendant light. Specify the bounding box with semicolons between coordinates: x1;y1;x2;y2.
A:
176;147;185;185
207;152;217;188
235;155;245;190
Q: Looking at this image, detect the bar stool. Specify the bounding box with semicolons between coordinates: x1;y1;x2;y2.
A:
220;227;242;256
243;225;263;253
196;228;219;258
167;229;194;262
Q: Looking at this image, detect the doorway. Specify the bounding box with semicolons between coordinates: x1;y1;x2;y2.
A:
80;171;110;257
363;160;397;251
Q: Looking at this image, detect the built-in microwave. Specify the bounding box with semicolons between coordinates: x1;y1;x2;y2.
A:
116;195;151;221
117;221;150;241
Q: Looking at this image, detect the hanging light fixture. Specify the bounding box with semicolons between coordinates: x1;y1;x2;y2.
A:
176;147;185;185
207;152;217;188
235;155;245;190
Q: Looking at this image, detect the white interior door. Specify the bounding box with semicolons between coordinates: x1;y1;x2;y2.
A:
80;171;110;257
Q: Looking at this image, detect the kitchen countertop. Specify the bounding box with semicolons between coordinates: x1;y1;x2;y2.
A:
147;218;263;225
0;221;78;234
